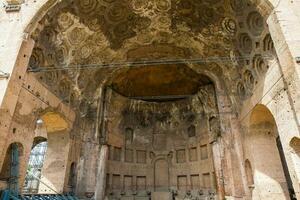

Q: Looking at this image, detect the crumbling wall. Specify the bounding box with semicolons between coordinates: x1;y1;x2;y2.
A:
104;88;218;198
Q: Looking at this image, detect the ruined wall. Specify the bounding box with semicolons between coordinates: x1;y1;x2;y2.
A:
1;0;300;199
0;72;76;192
104;87;218;198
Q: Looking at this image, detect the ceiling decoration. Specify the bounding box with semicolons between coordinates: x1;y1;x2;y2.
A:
28;0;276;114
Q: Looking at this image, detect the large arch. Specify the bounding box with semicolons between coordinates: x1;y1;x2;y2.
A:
11;0;272;199
34;111;71;194
1;0;300;200
244;104;293;199
23;138;48;194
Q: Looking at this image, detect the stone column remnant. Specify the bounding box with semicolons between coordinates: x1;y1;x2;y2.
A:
94;145;109;200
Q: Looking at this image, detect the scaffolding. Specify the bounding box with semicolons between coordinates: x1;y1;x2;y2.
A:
23;142;48;194
0;141;79;199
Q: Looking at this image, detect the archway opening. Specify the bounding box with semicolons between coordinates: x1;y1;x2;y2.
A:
104;73;219;199
19;0;279;198
23;139;48;194
245;105;294;199
21;112;70;195
0;143;24;195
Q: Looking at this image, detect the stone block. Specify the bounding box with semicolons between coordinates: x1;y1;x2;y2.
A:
151;192;171;200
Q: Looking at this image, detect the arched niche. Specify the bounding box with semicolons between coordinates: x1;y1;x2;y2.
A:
245;159;254;186
125;127;134;146
245;104;291;199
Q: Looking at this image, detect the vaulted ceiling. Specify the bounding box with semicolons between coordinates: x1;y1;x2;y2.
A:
28;0;275;114
110;64;212;99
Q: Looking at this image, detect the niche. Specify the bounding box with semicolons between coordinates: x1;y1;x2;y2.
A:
177;175;188;191
125;127;134;146
245;159;254;186
188;125;196;137
68;162;76;189
189;147;198;162
200;145;208;160
124;176;133;190
136;176;146;190
191;174;200;190
125;149;134;163
112;174;121;190
209;117;221;138
176;149;186;163
106;174;110;189
113;147;121;161
136;150;147;164
203;173;211;188
154;159;169;190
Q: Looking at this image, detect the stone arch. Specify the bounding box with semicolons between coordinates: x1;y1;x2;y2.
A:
31;111;71;194
245;104;291;199
0;142;24;192
5;0;280;199
23;138;48;194
17;0;277;98
189;66;244;197
38;111;70;133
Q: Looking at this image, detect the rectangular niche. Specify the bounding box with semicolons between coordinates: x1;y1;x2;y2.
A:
112;174;121;190
191;174;200;190
136;150;147;164
189;147;198;162
125;127;134;146
108;145;112;160
106;174;110;189
136;176;146;190
200;145;208;160
125;149;134;162
177;175;187;191
124;175;133;191
203;173;211;189
113;147;122;161
176;149;186;163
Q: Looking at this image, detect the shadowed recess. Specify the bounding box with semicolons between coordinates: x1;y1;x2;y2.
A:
110;64;212;101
